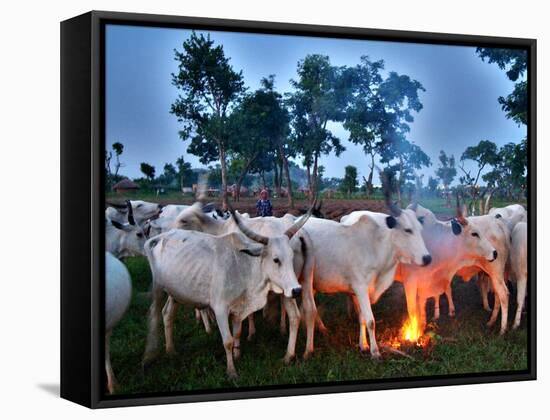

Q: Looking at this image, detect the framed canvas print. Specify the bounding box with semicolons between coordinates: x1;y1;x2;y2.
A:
60;10;536;408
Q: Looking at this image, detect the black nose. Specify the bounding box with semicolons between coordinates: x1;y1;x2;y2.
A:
422;254;432;266
291;287;302;298
493;250;498;260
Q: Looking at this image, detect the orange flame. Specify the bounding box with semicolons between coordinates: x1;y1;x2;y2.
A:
401;315;422;343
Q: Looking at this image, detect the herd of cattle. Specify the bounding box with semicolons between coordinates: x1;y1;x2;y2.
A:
104;195;528;394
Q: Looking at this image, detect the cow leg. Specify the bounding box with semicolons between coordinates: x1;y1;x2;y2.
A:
280;295;287;335
282;297;300;364
231;316;243;360
143;285;164;368
352;294;368;352
105;331;116;394
446;282;456;317
493;277;509;334
194;308;201;324
214;309;237;378
200;309;212;334
162;296;179;354
302;283;319;359
480;274;492;312
353;283;380;359
488;292;501;327
434;295;441;320
247;313;256;341
346;295;356;320
513;275;527;329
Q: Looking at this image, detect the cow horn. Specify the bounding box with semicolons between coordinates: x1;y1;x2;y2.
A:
106;201;128;211
126;200;136;225
455;192;468;226
285;197;316;239
228;204;269;245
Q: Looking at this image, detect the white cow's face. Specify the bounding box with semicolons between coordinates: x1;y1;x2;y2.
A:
390;209;431;266
109;219;149;257
131;200;162;223
458;219;498;262
261;236;302;299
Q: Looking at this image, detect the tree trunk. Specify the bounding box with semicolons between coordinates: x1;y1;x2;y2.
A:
306;162;312;195
219;145;228;210
396;157;404;205
273;164;279;197
235;153;258;202
312;153;319;203
366;154;374;198
280;146;294;209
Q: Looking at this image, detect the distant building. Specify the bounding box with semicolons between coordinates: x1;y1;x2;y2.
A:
112;178;139;194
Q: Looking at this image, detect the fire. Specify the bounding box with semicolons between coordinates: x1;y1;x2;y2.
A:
401;315;422;343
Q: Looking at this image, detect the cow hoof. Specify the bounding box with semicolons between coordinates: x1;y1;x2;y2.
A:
283;354;295;365
486;319;496;328
512;322;520;330
371;351;382;361
247;334;255;342
233;348;241;360
499;328;508;336
483;306;492;313
227;369;238;380
303;351;313;360
449;310;456;318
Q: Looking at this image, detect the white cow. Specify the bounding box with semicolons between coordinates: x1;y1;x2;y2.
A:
510;221;528;329
397;203;497;332
105;252;132;394
105;200;162;226
148;203;229;236
299;202;431;359
142;209;307;378
488;204;527;223
454;213;511;334
105;218;149;258
163;202;313;359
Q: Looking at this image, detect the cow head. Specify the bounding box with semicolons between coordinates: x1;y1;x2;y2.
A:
108;218;149;258
407;202;438;227
386;205;432;266
230;204;313;299
453;203;497;262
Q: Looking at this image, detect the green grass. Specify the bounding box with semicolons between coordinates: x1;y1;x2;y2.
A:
109;256;528;395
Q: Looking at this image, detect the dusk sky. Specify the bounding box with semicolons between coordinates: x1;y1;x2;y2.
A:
105;24;526;186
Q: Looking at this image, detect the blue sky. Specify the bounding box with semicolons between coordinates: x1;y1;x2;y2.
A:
105;24;526;186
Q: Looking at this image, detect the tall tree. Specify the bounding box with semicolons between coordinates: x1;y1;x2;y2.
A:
171;32;245;208
340;165;358;197
343;56;384;197
459;140;499;213
175;156;195;189
287;55;352;201
140;162;156;181
476;48;528;125
112;142;124;176
228;76;290;201
435;150;457;191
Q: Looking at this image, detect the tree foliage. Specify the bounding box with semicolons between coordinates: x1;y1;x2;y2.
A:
171;32;245;207
340;165;358;196
140;162;156;181
435;150;457;190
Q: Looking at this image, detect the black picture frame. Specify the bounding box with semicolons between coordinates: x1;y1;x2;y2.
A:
60;10;537;409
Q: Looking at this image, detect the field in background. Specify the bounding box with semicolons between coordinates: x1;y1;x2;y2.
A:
106;194;528;395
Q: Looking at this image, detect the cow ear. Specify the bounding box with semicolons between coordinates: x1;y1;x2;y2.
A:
386;215;397;229
417;216;425;225
451;219;462;235
240;245;263;257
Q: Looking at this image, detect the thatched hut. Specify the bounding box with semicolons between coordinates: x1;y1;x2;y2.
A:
112;179;139;194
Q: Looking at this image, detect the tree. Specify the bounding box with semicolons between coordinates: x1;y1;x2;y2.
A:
140;162;156;181
427;176;439;196
482;141;527;199
157;163;177;187
287;54;352;201
340;165;358;197
476;48;527;125
343;56;384;197
435;150;457;191
171;32;245;209
228;76;290;201
112;142;125;176
175;156;195;189
459;140;499;213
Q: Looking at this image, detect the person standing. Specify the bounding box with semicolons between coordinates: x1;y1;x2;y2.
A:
256;189;273;217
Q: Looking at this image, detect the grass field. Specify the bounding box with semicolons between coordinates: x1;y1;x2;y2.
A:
109;256;528;395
